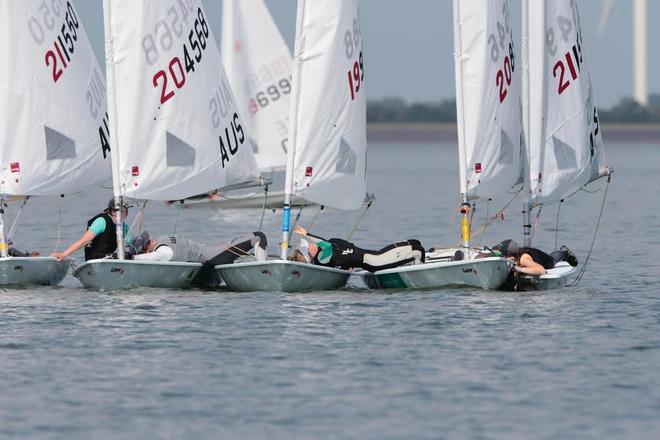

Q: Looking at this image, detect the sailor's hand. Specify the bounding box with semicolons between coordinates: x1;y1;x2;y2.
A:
50;252;65;261
293;225;307;236
29;251;40;257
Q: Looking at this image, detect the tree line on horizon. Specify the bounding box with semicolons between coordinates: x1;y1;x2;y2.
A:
367;94;660;124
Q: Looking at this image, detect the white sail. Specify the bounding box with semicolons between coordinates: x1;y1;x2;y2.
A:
526;0;605;205
286;0;367;210
221;0;291;173
0;0;111;196
453;0;522;201
104;0;258;201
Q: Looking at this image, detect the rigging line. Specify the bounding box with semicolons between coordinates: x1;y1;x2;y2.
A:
51;196;63;254
470;188;523;246
567;175;612;288
554;200;563;250
7;196;29;242
477;199;491;247
307;205;324;232
529;205;543;245
289;205;304;234
129;201;148;237
257;185;269;232
172;202;182;235
347;198;374;241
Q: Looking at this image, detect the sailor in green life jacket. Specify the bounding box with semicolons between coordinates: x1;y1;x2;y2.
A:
134;232;267;264
292;225;425;272
50;198;133;261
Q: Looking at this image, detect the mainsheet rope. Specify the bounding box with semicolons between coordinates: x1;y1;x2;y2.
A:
347;196;374;241
7;196;29;243
567;174;612;287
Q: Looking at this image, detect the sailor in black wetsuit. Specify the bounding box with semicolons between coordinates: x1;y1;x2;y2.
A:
492;239;578;275
293;225;425;272
51;198;132;261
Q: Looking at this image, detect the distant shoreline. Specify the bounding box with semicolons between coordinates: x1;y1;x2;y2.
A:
367;122;660;144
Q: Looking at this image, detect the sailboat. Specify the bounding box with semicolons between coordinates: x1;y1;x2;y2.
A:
0;0;111;286
516;0;612;290
73;0;260;290
172;0;303;211
215;0;369;292
360;0;518;290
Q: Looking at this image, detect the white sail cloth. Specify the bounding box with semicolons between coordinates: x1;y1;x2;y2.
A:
526;0;605;205
221;0;291;173
287;0;367;211
453;0;522;201
104;0;258;201
0;0;111;196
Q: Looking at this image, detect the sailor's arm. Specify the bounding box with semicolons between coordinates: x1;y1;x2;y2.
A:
51;229;96;261
293;225;326;244
134;245;174;261
514;253;546;276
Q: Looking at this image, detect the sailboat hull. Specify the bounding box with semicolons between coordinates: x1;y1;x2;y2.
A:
516;262;577;291
73;259;202;290
215;260;351;292
360;257;512;290
0;257;70;286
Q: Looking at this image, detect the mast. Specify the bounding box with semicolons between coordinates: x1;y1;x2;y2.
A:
280;0;306;260
633;0;647;106
103;0;125;260
521;0;532;248
0;198;7;258
452;0;471;258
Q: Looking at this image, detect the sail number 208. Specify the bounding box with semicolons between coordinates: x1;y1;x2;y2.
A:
496;43;515;103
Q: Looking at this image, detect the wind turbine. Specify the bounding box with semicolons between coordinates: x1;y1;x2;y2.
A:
598;0;647;106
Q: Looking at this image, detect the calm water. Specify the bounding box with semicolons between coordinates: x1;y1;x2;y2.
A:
1;141;659;439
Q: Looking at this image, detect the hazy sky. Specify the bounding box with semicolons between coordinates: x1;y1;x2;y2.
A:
78;0;658;107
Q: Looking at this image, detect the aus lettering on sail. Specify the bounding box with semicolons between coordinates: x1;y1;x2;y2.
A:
210;76;247;169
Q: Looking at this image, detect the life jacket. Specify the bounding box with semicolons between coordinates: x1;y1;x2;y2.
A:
85;213;117;261
154;235;205;263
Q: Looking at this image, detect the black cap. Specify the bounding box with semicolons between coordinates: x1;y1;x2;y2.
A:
106;198;133;211
493;239;519;256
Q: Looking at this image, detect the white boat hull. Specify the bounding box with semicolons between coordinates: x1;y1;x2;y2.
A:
73;259;202;290
360;257;512;290
0;257;70;286
215;260;351;292
517;262;577;291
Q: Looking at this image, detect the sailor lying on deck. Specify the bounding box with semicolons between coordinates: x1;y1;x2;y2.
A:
492;239;578;276
51;198;133;261
134;232;267;264
292;225;425;272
